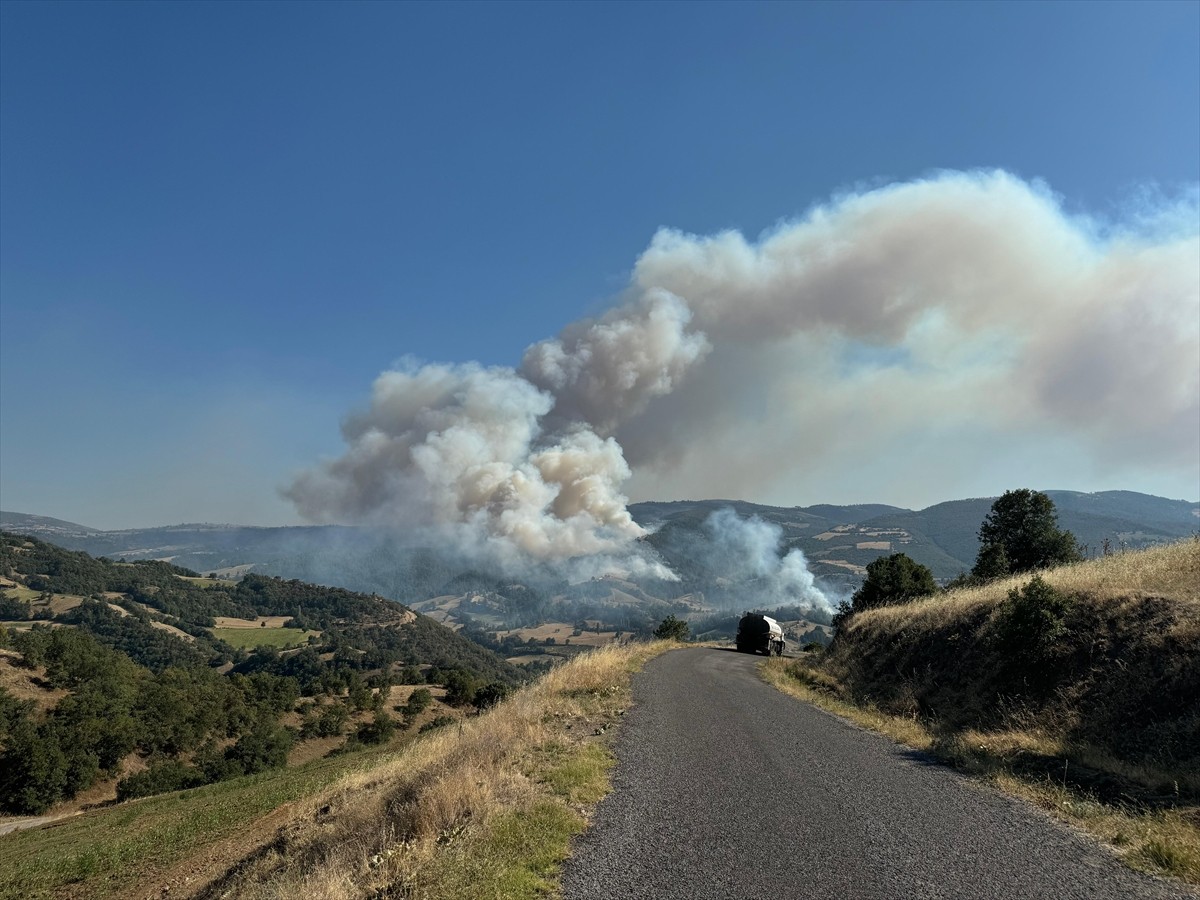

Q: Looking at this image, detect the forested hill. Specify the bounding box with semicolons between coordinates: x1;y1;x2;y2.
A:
0;532;523;816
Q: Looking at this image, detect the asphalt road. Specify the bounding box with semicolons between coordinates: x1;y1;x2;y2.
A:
561;647;1191;900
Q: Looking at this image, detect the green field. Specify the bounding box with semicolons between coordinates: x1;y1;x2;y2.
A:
0;585;41;603
174;575;221;588
210;626;318;649
0;747;399;900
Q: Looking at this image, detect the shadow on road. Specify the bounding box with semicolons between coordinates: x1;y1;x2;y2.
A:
705;645;794;659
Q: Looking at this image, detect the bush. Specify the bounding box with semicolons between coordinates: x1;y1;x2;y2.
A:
653;615;689;641
418;715;457;734
356;710;396;745
993;575;1074;655
442;670;479;707
303;703;350;738
0;595;30;620
225;721;293;775
841;554;937;622
399;687;433;721
473;682;510;709
117;759;204;801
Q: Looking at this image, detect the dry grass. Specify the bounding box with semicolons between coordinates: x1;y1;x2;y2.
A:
761;658;932;752
0;650;67;711
187;640;677;900
763;539;1200;887
495;622;621;648
854;539;1200;632
762;656;1200;886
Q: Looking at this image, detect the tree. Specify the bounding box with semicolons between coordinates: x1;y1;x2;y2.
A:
848;554;937;613
972;490;1083;578
400;687;433;721
473;682;509;709
653;615;689;641
356;710;396;745
442;670;478;707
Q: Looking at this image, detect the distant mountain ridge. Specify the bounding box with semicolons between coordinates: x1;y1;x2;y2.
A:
0;511;102;536
629;490;1198;583
4;489;1196;589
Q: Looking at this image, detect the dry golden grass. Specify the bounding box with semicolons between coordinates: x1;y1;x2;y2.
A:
495;622;620;647
763;655;1200;886
854;539;1200;633
761;658;932;751
188;640;677;900
764;539;1200;887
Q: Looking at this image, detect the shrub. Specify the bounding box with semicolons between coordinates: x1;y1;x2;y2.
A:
443;670;479;707
399;687;433;721
418;715;457;734
653;615;689;641
356;711;396;745
225;721;293;775
117;759;204;801
303;703;350;738
474;681;510;709
993;575;1074;655
0;595;30;620
836;554;937;629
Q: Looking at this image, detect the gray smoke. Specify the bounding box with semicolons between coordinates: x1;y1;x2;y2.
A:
703;509;831;611
619;171;1198;499
283;360;673;579
286;170;1198;580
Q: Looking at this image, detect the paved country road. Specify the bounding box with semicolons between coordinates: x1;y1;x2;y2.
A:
561;648;1192;900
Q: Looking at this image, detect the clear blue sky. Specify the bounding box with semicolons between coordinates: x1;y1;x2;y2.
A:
2;1;1198;527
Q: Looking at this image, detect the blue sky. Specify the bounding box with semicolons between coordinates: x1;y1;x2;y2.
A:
2;1;1198;528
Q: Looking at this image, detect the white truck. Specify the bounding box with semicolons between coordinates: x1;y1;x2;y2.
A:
736;613;786;656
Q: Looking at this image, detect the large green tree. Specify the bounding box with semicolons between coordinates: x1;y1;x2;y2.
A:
653;615;690;641
849;553;938;613
972;489;1083;578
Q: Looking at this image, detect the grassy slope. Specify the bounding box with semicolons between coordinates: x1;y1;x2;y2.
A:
0;641;679;900
765;539;1200;885
210;626;319;649
0;750;388;900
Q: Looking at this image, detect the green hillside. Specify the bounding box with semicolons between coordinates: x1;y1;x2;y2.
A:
0;532;521;817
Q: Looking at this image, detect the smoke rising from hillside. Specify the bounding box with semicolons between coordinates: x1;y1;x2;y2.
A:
286;170;1199;584
704;509;831;611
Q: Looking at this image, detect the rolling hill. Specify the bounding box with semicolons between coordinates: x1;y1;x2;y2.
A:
3;490;1194;639
0;532;523;818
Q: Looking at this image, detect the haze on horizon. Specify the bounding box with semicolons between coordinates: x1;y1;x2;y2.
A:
2;2;1198;532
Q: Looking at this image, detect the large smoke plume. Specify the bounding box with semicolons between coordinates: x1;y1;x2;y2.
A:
286;170;1199;592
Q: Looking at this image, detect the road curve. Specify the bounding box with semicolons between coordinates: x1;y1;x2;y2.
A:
562;647;1190;900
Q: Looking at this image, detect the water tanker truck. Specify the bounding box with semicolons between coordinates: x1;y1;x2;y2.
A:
736;613;785;656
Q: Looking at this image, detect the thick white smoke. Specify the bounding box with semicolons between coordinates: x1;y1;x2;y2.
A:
283;361;673;578
704;509;831;611
520;289;710;435
287;170;1199;578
